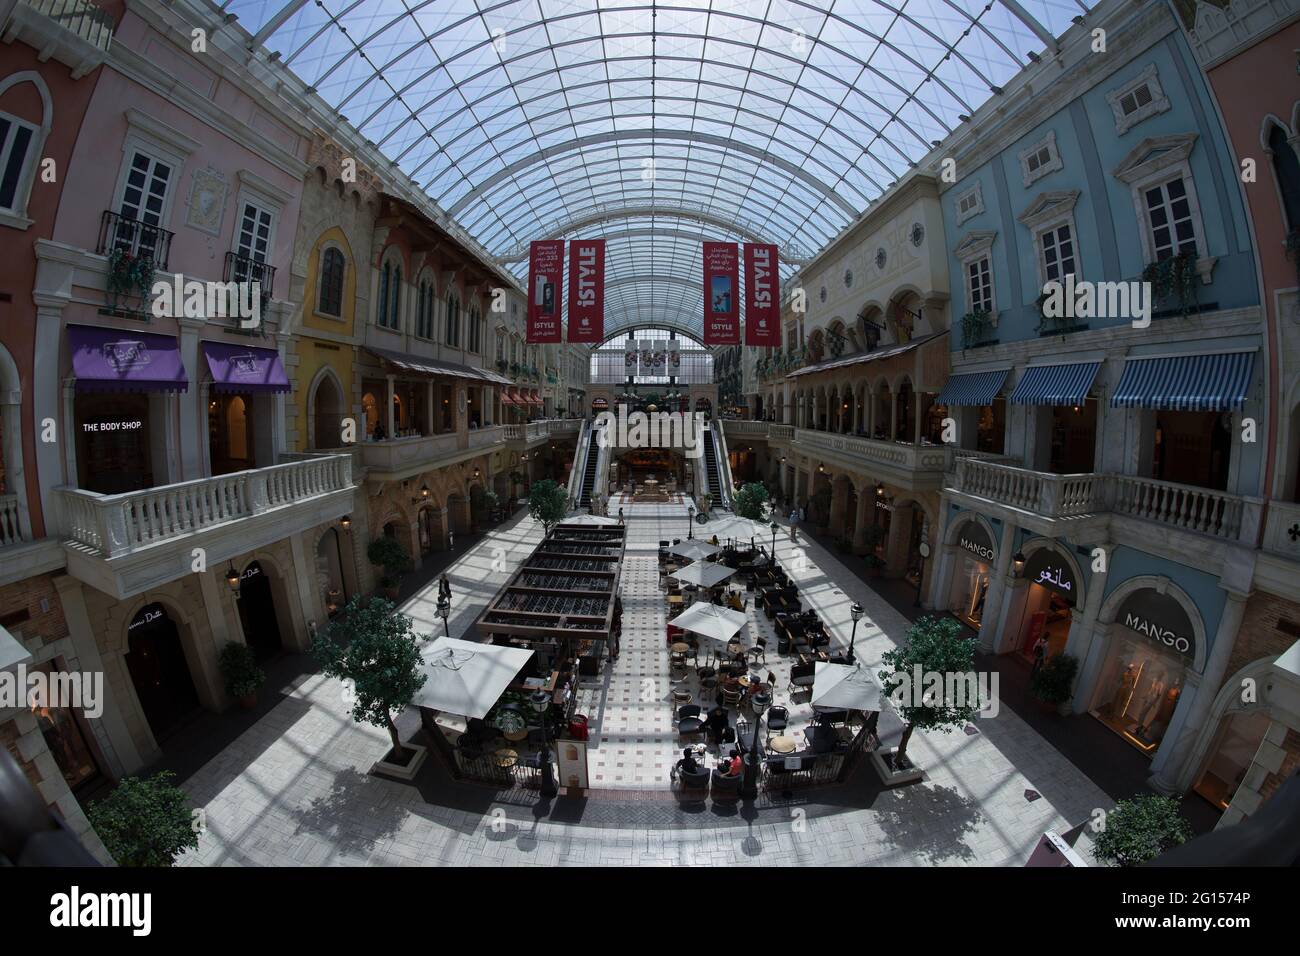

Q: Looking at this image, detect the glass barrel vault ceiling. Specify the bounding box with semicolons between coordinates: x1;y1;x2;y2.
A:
226;0;1095;339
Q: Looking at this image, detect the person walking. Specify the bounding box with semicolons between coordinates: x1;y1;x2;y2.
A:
438;573;452;603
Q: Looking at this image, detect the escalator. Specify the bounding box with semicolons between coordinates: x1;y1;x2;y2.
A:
578;435;600;507
702;428;721;508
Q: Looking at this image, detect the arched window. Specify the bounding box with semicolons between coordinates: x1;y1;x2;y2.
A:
446;292;461;347
318;247;345;316
416;279;435;338
1269;123;1300;233
377;261;391;327
388;264;402;329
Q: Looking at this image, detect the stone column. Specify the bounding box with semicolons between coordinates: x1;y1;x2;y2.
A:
426;380;435;433
852;481;872;554
53;576;143;776
889;391;898;440
977;521;1018;654
1064;548;1110;711
386;373;396;437
1150;588;1251;794
925;500;953;608
828;480;848;533
884;500;912;576
178;316;206;479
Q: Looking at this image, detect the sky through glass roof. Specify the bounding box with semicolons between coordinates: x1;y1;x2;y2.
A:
227;0;1094;339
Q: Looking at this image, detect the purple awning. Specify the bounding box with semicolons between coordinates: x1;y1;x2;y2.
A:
202;341;290;394
69;324;188;393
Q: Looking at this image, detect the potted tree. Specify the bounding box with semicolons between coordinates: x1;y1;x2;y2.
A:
1029;653;1078;714
528;478;568;535
876;615;981;786
367;535;411;600
87;771;200;867
731;482;770;521
311;595;429;780
1091;795;1193;867
218;641;266;709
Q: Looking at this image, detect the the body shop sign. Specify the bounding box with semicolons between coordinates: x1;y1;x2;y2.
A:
703;241;739;345
744;243;780;347
567;239;605;343
527;240;564;342
1119;588;1196;660
956;520;995;564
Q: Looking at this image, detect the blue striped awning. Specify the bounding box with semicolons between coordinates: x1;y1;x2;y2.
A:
935;369;1010;407
1111;352;1254;411
1009;362;1101;406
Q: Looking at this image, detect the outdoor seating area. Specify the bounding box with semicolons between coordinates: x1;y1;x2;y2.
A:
656;530;882;795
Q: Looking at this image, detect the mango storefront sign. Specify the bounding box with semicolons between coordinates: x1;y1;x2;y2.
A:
956;519;995;564
1117;588;1196;661
1023;548;1077;605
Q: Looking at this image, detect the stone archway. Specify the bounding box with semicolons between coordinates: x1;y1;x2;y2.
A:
308;365;346;451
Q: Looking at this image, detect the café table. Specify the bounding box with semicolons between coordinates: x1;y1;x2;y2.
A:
671;642;690;654
494;748;519;768
768;735;797;755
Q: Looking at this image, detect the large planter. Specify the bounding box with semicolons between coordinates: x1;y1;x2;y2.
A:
383;585;400;600
870;747;924;787
372;742;428;782
236;692;258;710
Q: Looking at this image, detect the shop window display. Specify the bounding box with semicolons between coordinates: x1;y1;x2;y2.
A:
1193;709;1271;811
30;661;102;791
74;392;153;493
1090;633;1186;754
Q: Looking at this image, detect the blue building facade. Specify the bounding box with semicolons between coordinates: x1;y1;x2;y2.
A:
927;0;1266;797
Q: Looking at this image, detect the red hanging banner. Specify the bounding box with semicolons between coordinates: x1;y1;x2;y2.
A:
527;240;564;342
567;238;605;343
743;242;781;347
702;241;739;345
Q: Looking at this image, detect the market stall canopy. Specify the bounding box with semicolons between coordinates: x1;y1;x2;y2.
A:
366;346;512;386
411;636;534;720
68;324;188;393
812;661;884;712
202;341;290;393
561;514;620;526
671;560;737;589
670;601;747;644
667;539;721;561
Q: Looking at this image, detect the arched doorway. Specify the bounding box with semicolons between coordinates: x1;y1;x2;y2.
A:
209;393;255;475
237;561;283;661
312;371;344;450
469;485;488;529
417;504;441;555
447;493;469;535
315;527;348;617
124;603;200;741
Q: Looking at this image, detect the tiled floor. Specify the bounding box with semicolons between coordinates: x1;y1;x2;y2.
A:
175;498;1116;867
576;495;834;789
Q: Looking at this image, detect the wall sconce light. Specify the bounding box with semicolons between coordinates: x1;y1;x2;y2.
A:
225;562;241;595
817;464;825;473
472;468;480;480
875;483;885;497
1012;550;1026;576
339;514;352;531
420;483;431;500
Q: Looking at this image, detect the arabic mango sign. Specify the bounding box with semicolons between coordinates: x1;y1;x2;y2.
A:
1022;549;1077;605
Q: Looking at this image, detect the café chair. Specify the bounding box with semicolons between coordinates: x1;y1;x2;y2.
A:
765;705;789;740
710;769;743;800
678;767;712;792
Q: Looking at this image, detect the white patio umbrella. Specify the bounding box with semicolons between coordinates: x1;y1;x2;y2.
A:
667;539;721;560
670;560;737;589
670;601;748;646
411;636;535;719
811;661;884;712
698;515;765;545
561;513;619;526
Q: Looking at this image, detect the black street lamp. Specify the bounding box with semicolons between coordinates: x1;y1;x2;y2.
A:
848;602;864;663
769;520;778;562
688;505;695;539
436;595;450;637
741;690;771;798
530;689;558;797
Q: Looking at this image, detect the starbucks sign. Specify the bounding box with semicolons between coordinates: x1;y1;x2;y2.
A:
1118;588;1195;660
956;519;995;564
